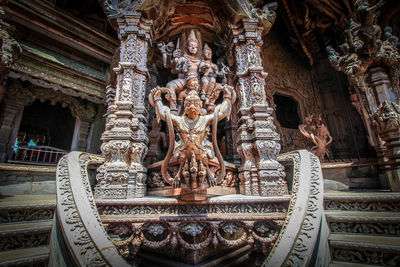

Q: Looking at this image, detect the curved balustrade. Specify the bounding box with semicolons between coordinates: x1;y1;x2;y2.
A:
265;150;331;266
51;150;330;266
51;152;129;266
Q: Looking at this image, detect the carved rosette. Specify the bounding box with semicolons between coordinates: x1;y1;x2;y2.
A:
95;13;153;199
233;19;287;196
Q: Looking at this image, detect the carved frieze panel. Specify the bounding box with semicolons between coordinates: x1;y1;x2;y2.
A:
331;247;400;266
4;80;97;121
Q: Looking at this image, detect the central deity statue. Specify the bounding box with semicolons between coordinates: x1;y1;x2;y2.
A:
149;30;235;194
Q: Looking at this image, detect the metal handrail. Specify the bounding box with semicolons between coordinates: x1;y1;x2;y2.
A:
10;145;68;165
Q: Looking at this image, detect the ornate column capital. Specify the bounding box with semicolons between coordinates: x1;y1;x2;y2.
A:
116;14;153;42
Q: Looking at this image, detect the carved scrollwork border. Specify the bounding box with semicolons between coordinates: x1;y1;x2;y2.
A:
264;150;329;266
56;151;129;266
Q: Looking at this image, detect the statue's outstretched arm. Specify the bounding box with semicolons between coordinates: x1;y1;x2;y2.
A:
326;131;333;145
215;85;236;122
149;87;167;122
299;124;312;139
149;87;179;126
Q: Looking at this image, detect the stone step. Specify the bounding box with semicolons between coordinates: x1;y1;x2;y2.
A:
0;163;56;195
325;211;400;236
0;246;49;266
0;219;53;236
329;233;400;266
324;191;400;212
0;220;52;252
0;194;56;223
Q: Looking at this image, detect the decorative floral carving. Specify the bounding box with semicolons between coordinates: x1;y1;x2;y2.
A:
328;221;400;236
265;150;328;266
332;247;400;266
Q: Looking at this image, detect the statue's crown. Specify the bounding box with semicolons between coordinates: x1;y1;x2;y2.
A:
187;29;198;44
203;43;211;52
185;90;201;103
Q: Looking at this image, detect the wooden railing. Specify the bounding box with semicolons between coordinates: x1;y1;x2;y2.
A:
10;145;68;165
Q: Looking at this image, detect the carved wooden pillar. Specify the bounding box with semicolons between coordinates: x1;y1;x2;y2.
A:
0;81;33;162
95;13;152;199
373;101;400;191
370;67;395;104
232;19;288;196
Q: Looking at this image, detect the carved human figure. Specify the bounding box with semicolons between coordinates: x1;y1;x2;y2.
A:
299;114;333;161
163;30;201;111
149;87;234;189
146;119;167;166
177;77;200;105
199;43;217;102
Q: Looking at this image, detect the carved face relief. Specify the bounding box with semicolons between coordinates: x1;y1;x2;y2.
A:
184;93;202;120
187;78;200;91
203;48;212;60
187;40;198;56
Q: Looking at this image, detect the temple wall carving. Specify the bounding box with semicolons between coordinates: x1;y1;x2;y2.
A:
261;33;321;153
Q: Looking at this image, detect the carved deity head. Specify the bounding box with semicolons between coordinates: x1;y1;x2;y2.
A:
186;30;199;56
184;90;202;120
186;77;199;92
202;43;212;60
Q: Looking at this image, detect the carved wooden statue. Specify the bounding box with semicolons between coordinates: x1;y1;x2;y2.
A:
150;87;235;190
161;30;201;112
149;30;236;192
146;119;167;166
299;114;333;161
